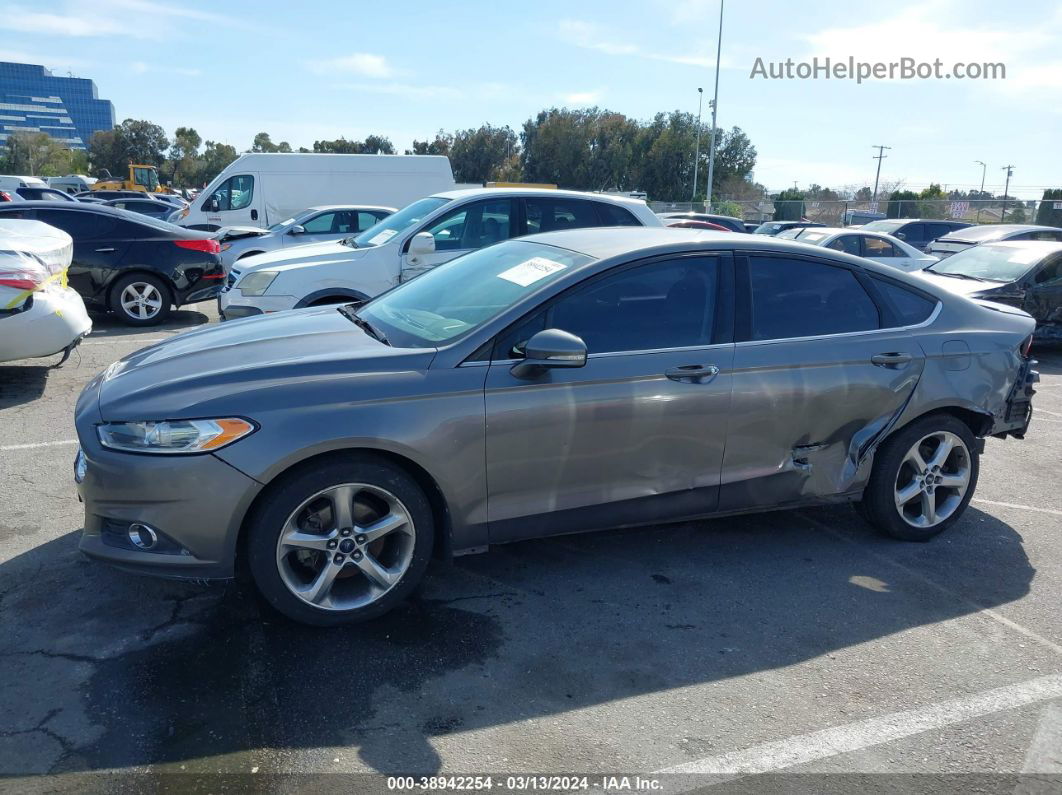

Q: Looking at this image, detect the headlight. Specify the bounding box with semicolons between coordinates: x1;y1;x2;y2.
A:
97;418;256;454
237;271;278;296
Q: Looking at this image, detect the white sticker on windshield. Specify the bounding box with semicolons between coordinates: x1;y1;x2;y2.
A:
369;228;398;246
497;257;568;287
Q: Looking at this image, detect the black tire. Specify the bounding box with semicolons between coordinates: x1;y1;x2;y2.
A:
859;413;980;541
108;272;173;326
246;454;434;626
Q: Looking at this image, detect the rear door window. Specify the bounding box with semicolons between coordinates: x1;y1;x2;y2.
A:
746;256;879;340
422;199;514;251
525;198;599;234
862;237;902;257
826;235;861;255
34;209;116;239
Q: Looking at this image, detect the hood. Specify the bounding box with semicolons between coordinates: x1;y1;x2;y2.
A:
97;306;435;421
217;225;268;243
919;270;1014;297
234;239;374;275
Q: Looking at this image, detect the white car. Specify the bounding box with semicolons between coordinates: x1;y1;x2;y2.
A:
777;226;938;271
218;205;395;268
0;219;91;363
219;188;662;319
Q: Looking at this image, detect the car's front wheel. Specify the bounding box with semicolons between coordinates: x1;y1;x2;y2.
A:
860;413;979;541
246;455;434;626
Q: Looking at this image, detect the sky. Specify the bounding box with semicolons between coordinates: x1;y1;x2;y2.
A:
2;0;1060;199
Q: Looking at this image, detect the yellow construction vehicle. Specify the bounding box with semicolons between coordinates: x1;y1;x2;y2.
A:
92;164;176;194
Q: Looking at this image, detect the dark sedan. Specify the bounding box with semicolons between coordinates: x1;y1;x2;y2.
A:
0;202;224;325
104;197;175;219
753;220;826;235
659;212;747;233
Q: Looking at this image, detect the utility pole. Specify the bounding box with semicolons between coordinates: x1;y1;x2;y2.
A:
975;160;986;222
691;87;704;204
704;0;724;210
871;145;891;206
1000;165;1014;222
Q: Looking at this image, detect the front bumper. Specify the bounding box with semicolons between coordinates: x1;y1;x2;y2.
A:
180;280;225;305
218;288;297;320
75;433;263;580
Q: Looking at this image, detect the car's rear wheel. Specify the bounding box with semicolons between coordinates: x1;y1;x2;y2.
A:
860;414;979;541
109;273;172;326
246;455;434;626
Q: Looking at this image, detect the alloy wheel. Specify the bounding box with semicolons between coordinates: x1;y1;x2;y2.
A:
120;282;164;320
274;483;416;611
893;431;971;528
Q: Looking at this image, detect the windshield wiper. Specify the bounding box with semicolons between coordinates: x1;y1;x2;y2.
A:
338;305;389;345
929;270;989;282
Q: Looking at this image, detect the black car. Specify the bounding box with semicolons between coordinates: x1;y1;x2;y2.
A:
860;219;972;252
104;197;175;219
659;212;747;233
74;189;152;201
753;220;826;235
0;202;224;326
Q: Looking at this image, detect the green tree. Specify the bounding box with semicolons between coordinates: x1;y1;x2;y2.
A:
772;188;805;221
313;135;395;154
0;130;77;175
887;190;920;219
407;131;452;156
448;124;518;183
168;126;202;186
251;132;292;153
1035;189;1062;226
200;140;238;185
88;119;169;178
917;183;948;219
708;127;757;197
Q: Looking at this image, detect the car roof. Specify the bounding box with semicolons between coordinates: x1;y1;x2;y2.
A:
941;224;1060;241
979;240;1062;254
304;204;397;213
871;218;968;225
0;200;127;215
430;187;648;207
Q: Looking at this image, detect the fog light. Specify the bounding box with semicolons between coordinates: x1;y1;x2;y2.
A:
74;448;87;483
128;523;159;550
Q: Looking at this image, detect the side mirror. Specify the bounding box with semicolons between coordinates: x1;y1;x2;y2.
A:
895;231;906;240
208;198;220;212
511;329;587;378
408;231;435;256
288;224;305;235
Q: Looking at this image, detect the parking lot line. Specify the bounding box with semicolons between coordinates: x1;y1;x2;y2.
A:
83;338;167;345
0;439;78;452
972;498;1062;518
655;673;1062;779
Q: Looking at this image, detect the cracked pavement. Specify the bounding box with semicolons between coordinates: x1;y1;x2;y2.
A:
1;305;1061;788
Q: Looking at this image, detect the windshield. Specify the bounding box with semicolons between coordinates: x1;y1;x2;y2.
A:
351;196;450;248
357;240;592;347
861;220;905;234
926;244;1042;282
753;223;783;234
268;217;297;232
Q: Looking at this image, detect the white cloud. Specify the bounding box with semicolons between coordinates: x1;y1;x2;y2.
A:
0;7;126;37
562;91;602;105
0;0;256;40
0;48;93;72
558;19;727;69
306;53;395;78
131;60;200;77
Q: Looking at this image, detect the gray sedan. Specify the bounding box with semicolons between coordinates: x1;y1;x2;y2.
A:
218;205;395;267
74;228;1038;625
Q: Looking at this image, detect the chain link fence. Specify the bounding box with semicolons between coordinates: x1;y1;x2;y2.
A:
650;198;1060;227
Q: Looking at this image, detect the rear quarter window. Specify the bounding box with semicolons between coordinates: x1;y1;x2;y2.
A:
869;275;938;326
594;202;641;226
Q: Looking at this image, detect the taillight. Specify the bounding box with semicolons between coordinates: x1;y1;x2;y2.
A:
174;238;221;254
1020;335;1034;358
0;191;11;202
0;266;45;291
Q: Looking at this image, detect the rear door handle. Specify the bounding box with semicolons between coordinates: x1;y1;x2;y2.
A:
665;364;719;383
94;247;116;252
872;352;912;368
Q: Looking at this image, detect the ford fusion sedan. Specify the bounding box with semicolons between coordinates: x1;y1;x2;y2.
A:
921;240;1062;340
218;205;395;267
218;188;660;319
776;227;938;271
75;228;1037;626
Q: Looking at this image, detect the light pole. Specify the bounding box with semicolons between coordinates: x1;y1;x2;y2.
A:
691;87;704;204
704;0;724;210
1000;165;1014;222
975;160;986;222
871;144;891;206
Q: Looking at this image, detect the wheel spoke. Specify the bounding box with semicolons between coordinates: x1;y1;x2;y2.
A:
939;471;969;490
920;491;938;525
137;303;148;319
301;561;342;604
329;485;356;530
360;512;409;542
895;480;920;507
904;448;928;473
280;524;337;552
355;553;399;590
927;435;954;470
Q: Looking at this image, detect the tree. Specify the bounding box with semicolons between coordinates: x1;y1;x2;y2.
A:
313;135;394;154
448;124;518;183
772;188;805;221
708;127;757;197
88;119;169;178
855;186;873;201
407;131;452;157
917;183;948;219
200;140;238;184
0;130;77;176
1035;189;1062;226
168;126;202;186
251;132;292;153
886;190;920;219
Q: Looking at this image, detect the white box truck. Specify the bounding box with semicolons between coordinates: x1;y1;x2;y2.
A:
174;153;454;231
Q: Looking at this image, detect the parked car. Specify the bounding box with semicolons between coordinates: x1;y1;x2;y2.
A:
658;212;746;233
926;224;1062;260
74;227;1038;625
103;197;177;219
665;219;730;231
219;205;395;267
47;175;97;194
776;227;938;271
743;222;761;233
0;202;224;325
860;219;973;252
843;209;887;226
75;189;154;202
175;153;455;231
920;241;1062;340
8;186;78;202
0;219;91;363
753;220;826;235
219;188;660;320
0;191;23;203
0;175;48;193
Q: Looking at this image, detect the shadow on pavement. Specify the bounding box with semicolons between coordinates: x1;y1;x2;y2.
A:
84;308;211;338
0;365;51;409
0;504;1035;779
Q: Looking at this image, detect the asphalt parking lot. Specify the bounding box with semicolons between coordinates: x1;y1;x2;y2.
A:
2;306;1061;790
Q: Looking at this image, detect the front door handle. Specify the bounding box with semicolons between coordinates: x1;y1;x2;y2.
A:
665;364;719;383
94;247;116;252
872;352;912;368
250;209;258;221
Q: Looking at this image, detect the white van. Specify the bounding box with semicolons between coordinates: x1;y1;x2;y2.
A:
219;188;662;319
175;153;455;231
46;174;97;194
0;175;48;191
